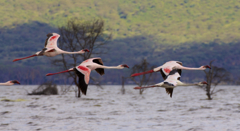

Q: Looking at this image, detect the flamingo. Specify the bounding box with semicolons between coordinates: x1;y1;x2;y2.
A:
134;69;207;97
131;61;211;79
13;33;89;62
46;57;129;95
0;80;20;86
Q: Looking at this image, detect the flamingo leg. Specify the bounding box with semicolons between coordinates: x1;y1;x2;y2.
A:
13;54;37;62
131;70;154;77
46;70;72;76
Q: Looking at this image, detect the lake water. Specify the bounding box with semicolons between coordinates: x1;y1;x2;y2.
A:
1;85;240;131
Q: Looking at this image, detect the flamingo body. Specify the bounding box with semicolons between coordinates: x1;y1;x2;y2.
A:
158;61;182;79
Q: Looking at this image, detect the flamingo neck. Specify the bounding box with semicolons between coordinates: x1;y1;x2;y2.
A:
96;65;123;69
178;66;204;70
0;82;11;86
177;82;197;86
0;83;7;86
60;50;84;55
103;66;122;69
134;82;164;89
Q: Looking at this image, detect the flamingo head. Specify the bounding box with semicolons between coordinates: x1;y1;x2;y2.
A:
204;65;211;69
200;65;211;70
83;49;90;52
201;81;208;84
121;64;129;68
11;80;20;84
199;81;208;86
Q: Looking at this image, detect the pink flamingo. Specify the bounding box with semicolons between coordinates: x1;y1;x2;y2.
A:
46;57;129;95
134;69;208;97
0;80;20;86
13;33;89;62
131;61;211;79
131;61;210;97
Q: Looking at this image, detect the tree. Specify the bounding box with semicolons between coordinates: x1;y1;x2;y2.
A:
201;60;231;100
122;59;156;95
52;18;111;97
27;82;58;95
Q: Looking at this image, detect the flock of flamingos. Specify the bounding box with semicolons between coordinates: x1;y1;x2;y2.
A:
0;33;211;97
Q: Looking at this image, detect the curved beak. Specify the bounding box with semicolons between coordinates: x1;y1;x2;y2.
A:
201;81;208;85
204;65;211;69
83;49;90;52
11;80;20;84
122;64;129;68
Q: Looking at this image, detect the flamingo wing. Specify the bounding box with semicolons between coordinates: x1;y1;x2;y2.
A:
176;61;183;66
160;68;181;80
165;88;174;98
163;69;181;97
75;66;91;95
160;69;167;80
44;33;53;47
176;61;182;78
93;58;105;75
45;33;60;48
38;48;56;56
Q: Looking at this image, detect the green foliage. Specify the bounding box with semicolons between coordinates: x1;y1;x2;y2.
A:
0;21;240;84
1;0;240;44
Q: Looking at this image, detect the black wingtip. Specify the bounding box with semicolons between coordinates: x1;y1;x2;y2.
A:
82;90;87;95
46;33;53;37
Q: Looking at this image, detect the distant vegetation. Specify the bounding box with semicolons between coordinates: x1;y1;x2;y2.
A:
1;21;240;84
1;0;240;45
1;1;240;84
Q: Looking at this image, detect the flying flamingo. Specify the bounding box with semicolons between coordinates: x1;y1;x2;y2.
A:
134;69;208;97
131;61;211;79
13;33;89;62
46;57;129;96
0;80;20;86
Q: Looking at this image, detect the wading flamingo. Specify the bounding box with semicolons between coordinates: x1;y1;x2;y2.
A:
46;57;129;95
0;80;20;86
134;69;207;97
13;33;89;62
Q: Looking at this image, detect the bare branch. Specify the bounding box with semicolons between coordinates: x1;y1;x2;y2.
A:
51;18;111;97
201;60;231;100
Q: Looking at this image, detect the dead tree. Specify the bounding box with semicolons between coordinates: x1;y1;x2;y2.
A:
28;82;58;95
130;59;156;94
52;18;111;97
202;60;230;100
121;76;131;94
